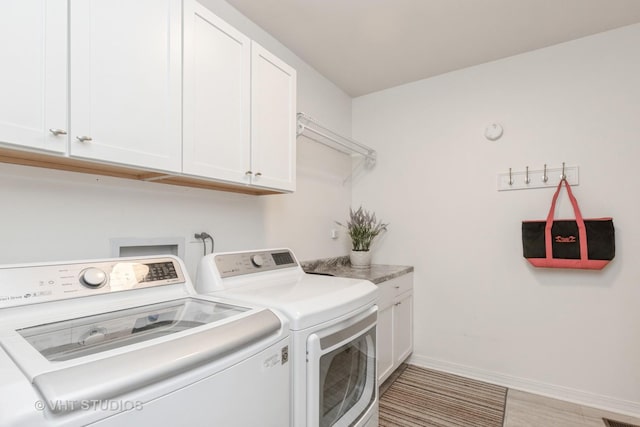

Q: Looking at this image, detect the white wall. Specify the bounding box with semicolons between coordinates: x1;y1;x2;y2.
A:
352;24;640;414
0;164;264;276
0;0;353;277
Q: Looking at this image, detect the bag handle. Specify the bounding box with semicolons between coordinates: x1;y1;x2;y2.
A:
545;179;588;261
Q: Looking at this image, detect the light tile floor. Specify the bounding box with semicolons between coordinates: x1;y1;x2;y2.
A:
503;389;640;427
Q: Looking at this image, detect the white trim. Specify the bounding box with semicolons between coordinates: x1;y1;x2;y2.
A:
409;354;640;419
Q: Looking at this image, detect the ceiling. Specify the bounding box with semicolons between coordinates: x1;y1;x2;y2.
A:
226;0;640;97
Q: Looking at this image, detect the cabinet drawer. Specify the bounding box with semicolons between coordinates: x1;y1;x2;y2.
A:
376;272;413;309
386;273;413;297
377;281;396;309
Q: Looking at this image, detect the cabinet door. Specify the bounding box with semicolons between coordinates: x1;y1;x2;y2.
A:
377;304;394;384
250;42;296;192
0;0;67;153
69;0;181;172
183;1;251;183
393;292;414;365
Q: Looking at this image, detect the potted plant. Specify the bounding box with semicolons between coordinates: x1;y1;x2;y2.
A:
336;206;388;268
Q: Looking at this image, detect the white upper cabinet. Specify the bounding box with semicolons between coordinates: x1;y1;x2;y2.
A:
69;0;182;172
183;1;251;182
250;42;297;192
1;0;295;194
183;3;296;192
0;0;67;153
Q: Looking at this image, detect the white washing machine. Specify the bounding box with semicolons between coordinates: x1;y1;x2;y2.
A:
196;248;379;427
0;255;290;427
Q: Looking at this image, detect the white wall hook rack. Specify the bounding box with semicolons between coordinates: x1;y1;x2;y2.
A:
497;164;579;191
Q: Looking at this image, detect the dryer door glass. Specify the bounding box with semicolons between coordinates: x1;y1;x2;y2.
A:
318;326;376;427
18;298;248;361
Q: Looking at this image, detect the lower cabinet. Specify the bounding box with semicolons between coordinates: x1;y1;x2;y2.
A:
377;273;414;384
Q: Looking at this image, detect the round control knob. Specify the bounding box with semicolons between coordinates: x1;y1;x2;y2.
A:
251;254;266;267
80;268;107;288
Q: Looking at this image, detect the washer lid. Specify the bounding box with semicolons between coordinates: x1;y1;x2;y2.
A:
18;297;248;362
32;308;282;415
1;297;284;415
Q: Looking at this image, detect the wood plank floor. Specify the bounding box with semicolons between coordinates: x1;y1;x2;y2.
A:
379;365;640;427
503;389;640;427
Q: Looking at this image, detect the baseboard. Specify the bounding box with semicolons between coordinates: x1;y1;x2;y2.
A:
409;354;640;418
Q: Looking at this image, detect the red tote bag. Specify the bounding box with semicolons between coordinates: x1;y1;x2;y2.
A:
521;179;615;270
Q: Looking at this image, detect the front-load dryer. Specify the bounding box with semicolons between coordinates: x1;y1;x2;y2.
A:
196;248;379;427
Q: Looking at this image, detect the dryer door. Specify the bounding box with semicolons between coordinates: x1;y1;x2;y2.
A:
307;306;377;427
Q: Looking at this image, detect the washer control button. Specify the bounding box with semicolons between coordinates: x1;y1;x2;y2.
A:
80;268;107;288
251;254;266;267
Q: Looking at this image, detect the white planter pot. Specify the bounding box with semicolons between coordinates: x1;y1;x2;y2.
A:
350;250;371;269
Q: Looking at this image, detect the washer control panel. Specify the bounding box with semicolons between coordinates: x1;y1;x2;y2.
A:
0;257;185;308
215;249;298;278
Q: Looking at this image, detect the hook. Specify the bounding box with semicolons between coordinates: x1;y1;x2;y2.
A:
508;168;513;186
542;164;548;183
561;162;566;180
525;166;531;184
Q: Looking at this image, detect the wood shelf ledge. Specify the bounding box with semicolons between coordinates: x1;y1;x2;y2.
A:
0;146;280;196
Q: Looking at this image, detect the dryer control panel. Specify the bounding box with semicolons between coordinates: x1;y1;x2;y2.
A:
0;256;186;308
214;249;298;278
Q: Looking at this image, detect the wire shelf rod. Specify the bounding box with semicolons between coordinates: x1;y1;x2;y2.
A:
296;112;376;165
